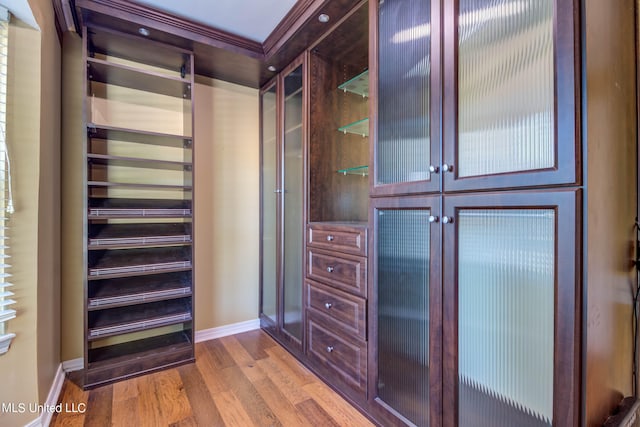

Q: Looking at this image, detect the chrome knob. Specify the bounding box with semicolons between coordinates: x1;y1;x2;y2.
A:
442;216;454;224
442;164;453;173
326;346;334;353
326;235;334;242
429;165;439;173
325;302;333;309
326;266;334;273
428;215;439;223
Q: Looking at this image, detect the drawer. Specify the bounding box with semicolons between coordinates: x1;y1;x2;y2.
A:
306;280;366;340
307;223;367;256
307;248;367;297
307;315;367;393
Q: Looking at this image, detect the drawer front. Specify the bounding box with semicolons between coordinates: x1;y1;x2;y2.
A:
307;224;367;256
307;249;367;297
307;316;367;393
306;280;366;340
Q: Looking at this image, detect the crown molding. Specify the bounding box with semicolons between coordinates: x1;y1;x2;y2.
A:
76;0;264;59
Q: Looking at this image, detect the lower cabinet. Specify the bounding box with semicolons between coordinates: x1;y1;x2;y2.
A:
305;222;369;399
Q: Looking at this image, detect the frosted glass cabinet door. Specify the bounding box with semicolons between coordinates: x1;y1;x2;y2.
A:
443;0;578;191
443;191;580;427
260;84;278;328
373;0;442;195
370;196;442;427
282;64;304;344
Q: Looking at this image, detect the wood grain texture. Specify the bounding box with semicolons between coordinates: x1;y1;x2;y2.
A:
51;330;374;427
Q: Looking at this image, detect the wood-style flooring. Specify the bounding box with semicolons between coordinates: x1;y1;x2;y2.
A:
50;329;375;426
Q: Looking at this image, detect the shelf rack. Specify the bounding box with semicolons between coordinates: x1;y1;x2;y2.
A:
337;165;369;176
338;69;369;97
338;118;369;137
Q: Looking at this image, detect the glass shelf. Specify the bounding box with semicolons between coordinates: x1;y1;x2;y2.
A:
338;70;369;98
337;165;369;176
338;118;369;137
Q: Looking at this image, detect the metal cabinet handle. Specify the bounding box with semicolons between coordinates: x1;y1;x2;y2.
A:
326;266;334;273
429;165;439;173
326;235;334;242
273;189;282;193
442;164;454;173
326;346;334;353
429;215;439;223
442;216;454;224
325;302;333;309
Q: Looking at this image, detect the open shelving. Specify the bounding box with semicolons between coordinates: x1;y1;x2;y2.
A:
338;69;369;97
338;117;369;137
83;25;195;389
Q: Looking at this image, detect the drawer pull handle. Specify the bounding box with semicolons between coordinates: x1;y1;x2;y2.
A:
326;346;334;353
325;302;333;309
326;266;334;273
326;235;334;241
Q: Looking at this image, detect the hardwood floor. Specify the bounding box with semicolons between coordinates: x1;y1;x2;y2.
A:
51;329;375;426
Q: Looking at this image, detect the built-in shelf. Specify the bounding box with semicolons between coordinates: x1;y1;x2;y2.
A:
88;246;192;279
87;124;192;148
88;154;192;171
87;298;192;339
338;118;369;137
285;86;303;102
88;198;192;219
88;272;192;310
338;69;369;97
88;223;192;250
337;165;369;176
285;123;303;135
87;57;191;99
88;181;192;191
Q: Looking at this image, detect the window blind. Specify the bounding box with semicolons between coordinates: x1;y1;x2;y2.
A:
0;7;15;354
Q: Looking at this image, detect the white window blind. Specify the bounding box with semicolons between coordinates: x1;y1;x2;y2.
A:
0;7;15;355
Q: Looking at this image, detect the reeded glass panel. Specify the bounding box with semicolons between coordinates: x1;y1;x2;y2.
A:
457;0;554;177
260;86;277;324
283;66;303;340
377;209;430;427
458;209;554;427
377;0;431;184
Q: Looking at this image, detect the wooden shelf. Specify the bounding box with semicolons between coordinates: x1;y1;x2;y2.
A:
88;154;192;171
88;271;192;310
88;181;192;191
88;25;191;77
87;124;191;148
88;198;192;219
88;246;192;279
88;298;192;340
87;57;191;99
88;223;192;250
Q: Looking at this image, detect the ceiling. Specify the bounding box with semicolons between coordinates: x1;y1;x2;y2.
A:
131;0;298;42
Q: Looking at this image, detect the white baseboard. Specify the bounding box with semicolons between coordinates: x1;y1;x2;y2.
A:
61;358;83;373
24;363;66;427
195;318;260;343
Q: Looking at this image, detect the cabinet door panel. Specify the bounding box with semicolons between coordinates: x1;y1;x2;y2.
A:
282;64;304;343
369;196;442;427
443;190;580;427
260;84;278;327
372;0;442;196
443;0;578;191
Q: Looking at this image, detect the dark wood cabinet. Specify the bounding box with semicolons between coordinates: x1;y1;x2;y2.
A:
82;25;195;388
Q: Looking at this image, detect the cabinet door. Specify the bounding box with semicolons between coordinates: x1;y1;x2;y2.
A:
442;190;580;427
369;196;442;427
260;83;279;328
282;63;305;344
443;0;578;191
371;0;442;196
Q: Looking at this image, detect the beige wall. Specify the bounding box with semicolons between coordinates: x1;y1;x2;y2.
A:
194;77;260;330
0;0;61;425
584;0;638;425
60;39;261;359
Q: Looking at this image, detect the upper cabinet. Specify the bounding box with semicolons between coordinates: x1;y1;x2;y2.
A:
372;0;442;196
443;0;579;192
372;0;579;196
